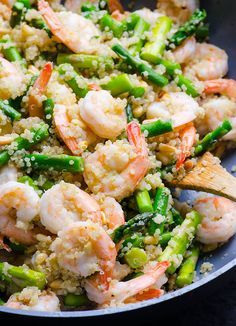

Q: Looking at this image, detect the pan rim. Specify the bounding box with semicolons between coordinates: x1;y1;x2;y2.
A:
1;256;235;318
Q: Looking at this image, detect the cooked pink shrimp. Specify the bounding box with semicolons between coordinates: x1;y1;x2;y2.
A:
54;103;97;155
185;43;228;81
5;287;60;312
204;79;236;100
40;182;103;234
176;123;196;170
51;221;117;282
79;90;127;139
0;57;24;100
1;0;14;7
157;0;198;23
28;62;53;117
172;37;197;64
0;181;40;245
85;261;169;305
98;196;125;230
194;197;236;244
38;0;100;54
84;121;150;201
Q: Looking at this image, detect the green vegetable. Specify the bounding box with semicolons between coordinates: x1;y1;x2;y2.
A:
141;16;172;63
124;247;148;269
0;100;21;121
148;187;170;235
0;262;46;290
159;210;202;274
81;1;97;12
175;74;199;97
64;293;90;307
100;13;126;38
135;189;153;213
6;240;26;254
0;123;49;168
23;154;84;173
41;180;54;191
112;44;169;87
58;64;88;98
10;2;25;28
0;298;5;305
194;120;232;156
159;232;172;247
141;119;173;137
18;0;31;9
130;86;145;98
125;103;133;123
43;98;54;125
112;212;156;244
102;73;134;96
129;17;150;55
57;53;114;72
125;13;140;30
171;207;184;226
122;271;144;281
168;9;207;48
195;23;209;42
0;39;23;63
18;175;40;192
176;245;200;287
29;18;51;36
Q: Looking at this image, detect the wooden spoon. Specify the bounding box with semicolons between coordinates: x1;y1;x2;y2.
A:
167;152;236;202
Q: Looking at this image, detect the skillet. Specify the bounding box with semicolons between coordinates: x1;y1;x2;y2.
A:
1;0;236;319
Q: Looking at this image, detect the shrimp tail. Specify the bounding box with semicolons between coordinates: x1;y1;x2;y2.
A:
176;124;196;170
127;121;148;156
28;62;53;117
134;288;164;301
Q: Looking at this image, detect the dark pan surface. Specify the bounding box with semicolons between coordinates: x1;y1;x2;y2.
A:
1;0;236;318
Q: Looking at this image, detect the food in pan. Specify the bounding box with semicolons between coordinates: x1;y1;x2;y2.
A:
0;0;236;312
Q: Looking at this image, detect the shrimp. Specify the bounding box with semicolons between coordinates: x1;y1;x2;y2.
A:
157;0;198;23
38;0;100;54
79;90;127;139
40;182;102;234
194;197;236;244
176;123;196;170
53;103;97;155
0;57;24;100
172;37;197;64
204;79;236;100
185;43;228;81
84;121;150;201
5;287;60;312
200;96;236;140
0;181;40;245
96;195;125;230
28;62;53;117
51;221;117;280
146;92;204;122
1;0;14;7
0;166;17;185
85;261;169;305
107;0;124;13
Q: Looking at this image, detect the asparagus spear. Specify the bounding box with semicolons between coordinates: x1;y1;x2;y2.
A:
10;2;25;28
168;9;207;48
29;18;51;36
23;154;84;173
135;189;153;213
112;212;156;244
0;39;23;63
0;123;49;168
100;13;126;38
58;64;88;98
64;293;90;307
129;17;150;55
159;232;172;247
130;86;145;98
102;74;134;96
0;100;21;121
125;103;134;123
194;120;232;156
124;247;148;269
0;262;46;290
0;298;5;305
171;207;184;226
141;16;172;63
176;245;200;287
57;53;114;72
112;44;169;87
148;187;170;235
43;98;54;125
18;175;40;192
175;74;199;97
141;119;173;137
159;210;202;274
